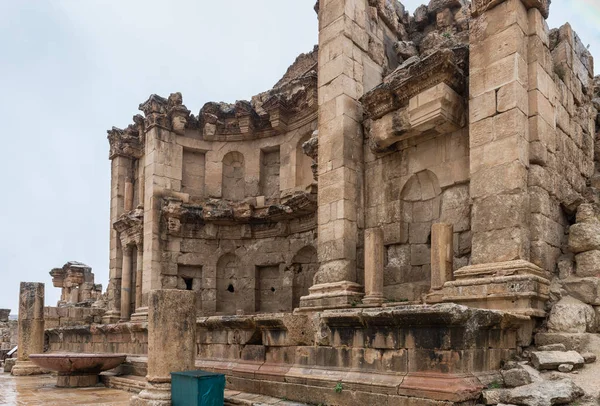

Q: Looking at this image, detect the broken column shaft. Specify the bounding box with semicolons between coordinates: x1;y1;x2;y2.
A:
363;228;384;305
12;282;45;376
130;289;196;406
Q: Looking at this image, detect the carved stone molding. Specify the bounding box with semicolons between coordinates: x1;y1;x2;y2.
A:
362;47;468;121
198;72;317;141
161;192;317;238
114;207;144;247
471;0;549;18
107;125;144;160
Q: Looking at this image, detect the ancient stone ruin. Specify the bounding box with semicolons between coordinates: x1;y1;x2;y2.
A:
14;0;600;405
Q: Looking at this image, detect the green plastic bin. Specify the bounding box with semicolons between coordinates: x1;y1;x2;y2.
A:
171;370;225;406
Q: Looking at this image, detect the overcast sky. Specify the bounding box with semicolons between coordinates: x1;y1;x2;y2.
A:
0;1;597;314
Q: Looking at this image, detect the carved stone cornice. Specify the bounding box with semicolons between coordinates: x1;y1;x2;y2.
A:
107;125;144;160
198;72;317;140
161;191;317;234
114;207;144;247
139;94;169;130
361;47;468;121
471;0;549;18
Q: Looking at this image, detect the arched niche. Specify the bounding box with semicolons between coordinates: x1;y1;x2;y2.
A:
384;170;441;302
222;151;245;200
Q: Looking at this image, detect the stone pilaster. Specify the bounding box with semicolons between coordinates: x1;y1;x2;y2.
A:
363;228;384;305
120;245;133;322
12;282;45;376
130;290;196;406
469;0;532;265
300;0;381;309
434;0;552;317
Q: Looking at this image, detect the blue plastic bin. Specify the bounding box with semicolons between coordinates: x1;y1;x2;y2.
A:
171;370;226;406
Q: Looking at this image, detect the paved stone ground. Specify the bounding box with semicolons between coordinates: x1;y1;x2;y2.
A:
0;372;131;405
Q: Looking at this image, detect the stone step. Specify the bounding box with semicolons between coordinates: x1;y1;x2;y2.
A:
224;390;310;406
101;373;146;393
101;374;310;405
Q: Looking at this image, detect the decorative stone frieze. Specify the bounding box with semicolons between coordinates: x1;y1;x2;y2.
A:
113;207;144;248
107;125;144;160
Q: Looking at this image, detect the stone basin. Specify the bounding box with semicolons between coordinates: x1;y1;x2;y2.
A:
29;353;126;387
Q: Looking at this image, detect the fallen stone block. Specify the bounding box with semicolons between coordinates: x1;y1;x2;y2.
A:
581;352;597;363
547;296;596;333
500;365;542;388
535;332;591;352
569;222;600;253
503;379;584;406
562;277;600;305
537;343;566;351
482;388;505;405
502;368;532;387
557;363;573;372
531;351;585;370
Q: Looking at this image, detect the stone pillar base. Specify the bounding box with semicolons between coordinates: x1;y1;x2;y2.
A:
297;281;364;311
426;260;550;317
362;293;384;306
130;382;171;406
11;360;44;376
130;307;149;322
57;373;99;387
102;310;121;324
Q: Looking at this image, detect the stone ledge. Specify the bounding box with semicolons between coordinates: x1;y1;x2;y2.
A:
471;0;549;18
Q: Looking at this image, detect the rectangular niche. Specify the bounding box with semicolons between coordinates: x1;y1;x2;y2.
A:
178;264;203;312
182;149;206;199
259;147;280;200
255;265;282;313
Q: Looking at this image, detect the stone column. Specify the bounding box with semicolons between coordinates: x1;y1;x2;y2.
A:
300;0;384;309
120;245;133;322
12;282;45;376
430;223;454;290
363;228;384;305
124;177;134;212
104;155;131;323
135;242;144;311
130;290;196;406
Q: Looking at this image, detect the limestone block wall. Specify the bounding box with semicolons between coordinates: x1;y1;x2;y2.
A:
163;229;318;315
44;306;106;329
527;19;596;274
364;130;470;301
46;323;147;355
0;310;17;355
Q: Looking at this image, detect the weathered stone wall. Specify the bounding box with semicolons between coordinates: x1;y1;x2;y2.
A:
527;18;596;274
364;131;470;301
46;323;148;355
0;310;17;357
43;306;106;329
165;230;317;315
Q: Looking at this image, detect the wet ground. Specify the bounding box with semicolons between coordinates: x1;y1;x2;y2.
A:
0;372;131;406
